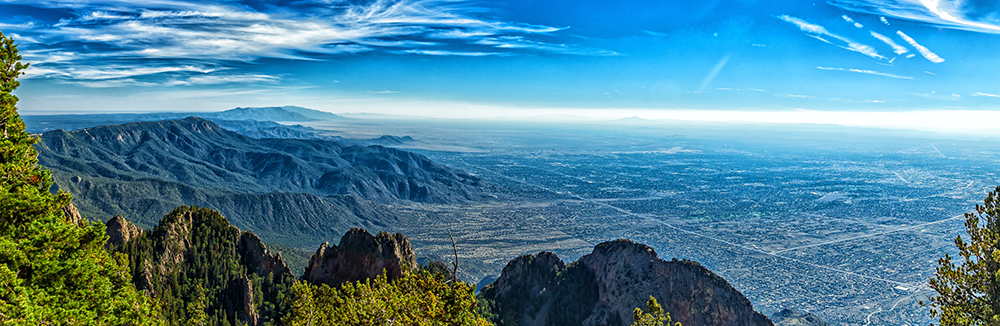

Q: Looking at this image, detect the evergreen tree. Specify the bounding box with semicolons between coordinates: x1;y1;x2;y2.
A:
186;284;208;326
0;31;160;325
925;186;1000;325
632;296;680;326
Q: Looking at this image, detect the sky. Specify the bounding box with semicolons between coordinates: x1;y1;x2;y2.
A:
3;0;1000;132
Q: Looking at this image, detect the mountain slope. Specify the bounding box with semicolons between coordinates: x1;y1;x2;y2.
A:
59;175;392;248
480;239;773;326
36;117;484;203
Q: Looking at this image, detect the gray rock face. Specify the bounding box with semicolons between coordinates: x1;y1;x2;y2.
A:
238;231;293;277
480;239;774;326
62;202;83;225
230;276;260;326
771;308;829;326
105;215;141;249
302;228;418;287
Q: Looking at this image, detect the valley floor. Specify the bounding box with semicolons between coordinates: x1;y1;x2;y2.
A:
300;117;991;326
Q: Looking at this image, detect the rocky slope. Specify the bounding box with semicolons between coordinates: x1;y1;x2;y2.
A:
63;174;395;247
109;208;432;326
770;309;829;326
480;239;773;326
302;228;418;287
105;214;141;249
111;206;296;326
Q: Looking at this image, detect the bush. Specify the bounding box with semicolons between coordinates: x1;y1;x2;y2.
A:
286;270;492;325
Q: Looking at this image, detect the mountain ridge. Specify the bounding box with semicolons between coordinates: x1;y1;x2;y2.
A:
37;117;484;204
23;105;344;133
480;239;774;326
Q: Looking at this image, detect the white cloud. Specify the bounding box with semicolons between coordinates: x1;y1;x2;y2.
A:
4;0;600;87
777;15;886;59
830;0;1000;34
870;31;909;54
394;49;503;56
475;36;618;56
971;92;1000;97
896;31;945;63
167;74;280;86
26;65;216;80
842;15;864;28
817;66;915;79
881;16;891;25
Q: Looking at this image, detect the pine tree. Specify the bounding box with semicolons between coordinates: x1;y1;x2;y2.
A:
925;186;1000;326
0;31;160;325
632;296;680;326
186;284;208;326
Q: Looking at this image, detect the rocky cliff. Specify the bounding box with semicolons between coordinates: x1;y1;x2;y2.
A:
239;231;293;277
770;309;829;326
110;207;296;326
302;227;418;287
105;214;141;249
480;239;773;326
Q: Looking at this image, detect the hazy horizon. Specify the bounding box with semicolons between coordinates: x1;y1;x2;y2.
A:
4;0;1000;135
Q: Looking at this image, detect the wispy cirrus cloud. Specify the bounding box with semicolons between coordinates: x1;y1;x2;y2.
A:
829;0;1000;34
971;92;1000;97
842;15;865;28
1;0;598;87
474;36;619;56
393;49;504;56
896;31;945;63
777;15;887;59
817;66;915;79
870;31;909;54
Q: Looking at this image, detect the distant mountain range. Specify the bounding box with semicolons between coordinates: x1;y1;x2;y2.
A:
24;105;426;148
35;117;485;247
23;106;343;133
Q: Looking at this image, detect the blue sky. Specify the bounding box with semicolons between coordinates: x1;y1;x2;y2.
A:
3;0;1000;131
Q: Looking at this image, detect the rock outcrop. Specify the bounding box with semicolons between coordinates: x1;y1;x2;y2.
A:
109;206;295;326
62;202;83;225
480;239;773;326
302;228;418;287
239;231;293;277
230;276;260;326
105;215;141;249
771;308;829;326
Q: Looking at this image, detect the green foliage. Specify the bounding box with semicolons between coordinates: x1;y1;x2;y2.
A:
186;284;208;326
925;186;1000;326
286;271;493;326
0;31;160;325
116;206;297;326
632;296;680;326
0;33;158;325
